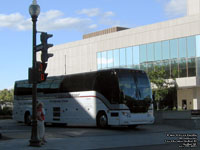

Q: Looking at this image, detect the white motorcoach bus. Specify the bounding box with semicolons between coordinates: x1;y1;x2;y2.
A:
13;68;154;128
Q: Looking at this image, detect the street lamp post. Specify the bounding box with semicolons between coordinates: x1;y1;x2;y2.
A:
29;0;41;147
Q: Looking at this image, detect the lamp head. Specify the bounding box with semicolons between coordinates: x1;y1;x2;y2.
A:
29;0;40;18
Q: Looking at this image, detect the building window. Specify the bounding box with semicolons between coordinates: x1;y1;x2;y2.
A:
126;47;133;67
170;39;178;59
114;49;119;67
147;43;154;62
196;35;200;77
120;48;126;66
140;63;147;72
179;37;187;58
102;51;107;69
162;60;170;78
171;59;179;78
196;35;200;57
155;61;163;70
162;40;170;60
133;46;140;66
107;50;113;68
97;34;200;77
187;36;196;58
155;42;162;61
197;57;200;77
97;52;102;70
139;45;147;63
188;58;196;77
147;63;154;73
179;58;187;77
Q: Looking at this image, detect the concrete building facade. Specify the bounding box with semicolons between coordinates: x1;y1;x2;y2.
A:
45;0;200;110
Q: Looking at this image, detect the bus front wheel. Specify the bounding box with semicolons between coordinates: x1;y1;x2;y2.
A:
96;111;108;128
128;125;138;129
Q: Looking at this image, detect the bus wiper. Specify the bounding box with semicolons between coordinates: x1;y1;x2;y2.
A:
136;89;141;99
138;89;141;98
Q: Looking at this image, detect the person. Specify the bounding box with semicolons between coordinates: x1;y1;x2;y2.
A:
36;102;47;144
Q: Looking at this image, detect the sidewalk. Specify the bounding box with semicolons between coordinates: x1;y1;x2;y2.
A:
0;130;200;150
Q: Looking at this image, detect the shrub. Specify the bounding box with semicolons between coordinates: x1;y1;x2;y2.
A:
0;107;12;116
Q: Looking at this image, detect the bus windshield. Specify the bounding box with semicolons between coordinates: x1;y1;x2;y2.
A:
118;71;151;101
118;73;137;100
136;72;152;100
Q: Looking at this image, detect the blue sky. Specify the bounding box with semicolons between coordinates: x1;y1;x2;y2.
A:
0;0;187;90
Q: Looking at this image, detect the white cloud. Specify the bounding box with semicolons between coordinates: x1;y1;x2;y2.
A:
99;11;119;26
89;24;98;29
0;8;120;33
77;8;100;17
0;13;31;30
77;8;119;27
164;0;187;18
0;10;94;33
103;11;115;17
38;10;92;32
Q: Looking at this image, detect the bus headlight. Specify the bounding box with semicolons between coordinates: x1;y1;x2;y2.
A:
122;112;131;117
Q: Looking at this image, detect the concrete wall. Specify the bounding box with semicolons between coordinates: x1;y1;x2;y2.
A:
187;0;200;16
154;110;200;129
177;88;193;110
177;87;200;110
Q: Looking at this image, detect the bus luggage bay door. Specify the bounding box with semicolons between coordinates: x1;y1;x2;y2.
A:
53;107;60;121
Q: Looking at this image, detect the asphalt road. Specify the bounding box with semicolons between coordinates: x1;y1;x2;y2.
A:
0;119;200;150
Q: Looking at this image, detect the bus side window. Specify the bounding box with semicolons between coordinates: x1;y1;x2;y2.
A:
94;72;120;104
109;73;120;104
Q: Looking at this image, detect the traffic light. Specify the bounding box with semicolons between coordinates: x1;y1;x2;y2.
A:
36;62;47;83
28;62;47;84
40;32;54;63
34;32;54;83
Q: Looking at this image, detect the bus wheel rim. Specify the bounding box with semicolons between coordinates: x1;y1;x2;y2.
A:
100;115;107;127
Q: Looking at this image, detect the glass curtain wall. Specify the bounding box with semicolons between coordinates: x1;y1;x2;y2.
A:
97;35;198;79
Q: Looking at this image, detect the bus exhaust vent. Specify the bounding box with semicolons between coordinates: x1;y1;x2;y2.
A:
53;107;60;121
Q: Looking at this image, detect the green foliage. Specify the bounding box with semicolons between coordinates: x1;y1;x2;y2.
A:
148;67;177;110
0;89;14;103
0;107;12;116
148;67;169;102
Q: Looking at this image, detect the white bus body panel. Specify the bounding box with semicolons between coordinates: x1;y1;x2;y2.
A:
13;91;154;126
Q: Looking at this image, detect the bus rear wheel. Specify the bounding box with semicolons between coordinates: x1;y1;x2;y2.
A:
97;111;108;128
24;112;31;126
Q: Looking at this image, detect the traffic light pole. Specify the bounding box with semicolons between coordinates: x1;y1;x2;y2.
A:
29;16;40;147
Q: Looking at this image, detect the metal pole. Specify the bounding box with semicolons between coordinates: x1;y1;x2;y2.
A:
29;16;40;147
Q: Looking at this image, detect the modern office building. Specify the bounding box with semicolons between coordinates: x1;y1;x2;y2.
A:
46;0;200;110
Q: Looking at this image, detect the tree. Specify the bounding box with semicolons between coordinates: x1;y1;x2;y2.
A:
148;67;174;110
0;89;14;103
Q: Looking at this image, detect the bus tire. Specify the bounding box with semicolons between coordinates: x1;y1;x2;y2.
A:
24;112;31;126
96;111;108;128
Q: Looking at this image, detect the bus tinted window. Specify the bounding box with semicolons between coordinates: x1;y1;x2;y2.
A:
118;73;137;100
136;72;151;100
94;72;120;104
60;73;96;92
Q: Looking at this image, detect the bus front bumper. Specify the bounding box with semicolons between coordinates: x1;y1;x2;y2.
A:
119;111;155;126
